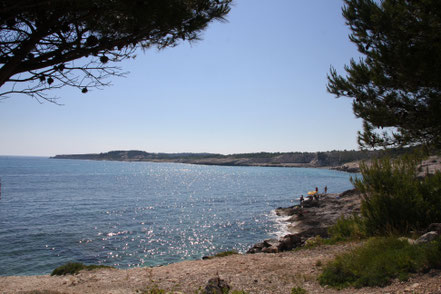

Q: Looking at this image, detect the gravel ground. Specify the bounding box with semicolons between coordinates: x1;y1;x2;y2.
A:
1;242;440;294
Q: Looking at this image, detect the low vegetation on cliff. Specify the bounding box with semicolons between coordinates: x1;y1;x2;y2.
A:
319;153;441;289
52;148;416;169
51;262;114;276
319;236;441;289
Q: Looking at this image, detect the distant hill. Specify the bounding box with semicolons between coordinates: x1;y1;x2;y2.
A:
52;150;221;161
51;149;413;170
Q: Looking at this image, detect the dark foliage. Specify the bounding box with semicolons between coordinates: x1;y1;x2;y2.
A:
0;0;231;102
51;262;113;276
352;155;441;235
328;0;441;149
52;148;417;166
328;214;366;241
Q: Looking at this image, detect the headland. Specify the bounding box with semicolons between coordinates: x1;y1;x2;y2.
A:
51;149;383;172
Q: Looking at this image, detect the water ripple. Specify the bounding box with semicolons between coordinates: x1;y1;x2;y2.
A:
0;157;356;275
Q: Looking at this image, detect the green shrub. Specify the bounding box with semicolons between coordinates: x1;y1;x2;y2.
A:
318;236;441;289
51;262;85;276
328;214;366;241
297;236;337;250
418;171;441;225
51;262;113;276
352;155;441;235
303;236;325;248
144;288;165;294
425;235;441;269
291;286;307;294
207;250;239;259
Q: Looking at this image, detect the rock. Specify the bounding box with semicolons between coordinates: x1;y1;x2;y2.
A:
331;163;361;173
263;239;279;247
415;231;440;244
246;242;265;254
297;227;329;240
426;223;441;233
417;156;441;177
247;239;280;254
248;230;322;254
302;199;319;208
261;246;279;253
247;235;302;253
204;277;230;294
277;234;302;251
248;189;360;254
339;188;359;198
287;215;300;222
275;206;299;216
398;237;416;245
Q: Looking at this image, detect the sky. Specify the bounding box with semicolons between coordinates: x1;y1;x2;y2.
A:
0;0;363;157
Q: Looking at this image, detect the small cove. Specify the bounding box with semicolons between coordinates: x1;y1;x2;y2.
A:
0;156;356;275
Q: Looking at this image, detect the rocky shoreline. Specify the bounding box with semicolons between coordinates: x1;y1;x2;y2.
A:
247;189;361;254
2;188;441;293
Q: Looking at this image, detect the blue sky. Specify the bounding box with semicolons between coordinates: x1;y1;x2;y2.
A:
0;0;362;156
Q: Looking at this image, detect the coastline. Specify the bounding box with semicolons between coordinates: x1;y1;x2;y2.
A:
247;189;361;254
2;188;440;293
0;157;359;278
49;153;441;175
51;156;362;173
50;150;375;173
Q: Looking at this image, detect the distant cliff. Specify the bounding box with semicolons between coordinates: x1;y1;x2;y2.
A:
52;150;220;161
51;149;404;171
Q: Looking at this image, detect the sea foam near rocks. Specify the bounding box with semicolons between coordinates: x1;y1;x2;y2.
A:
268;209;293;239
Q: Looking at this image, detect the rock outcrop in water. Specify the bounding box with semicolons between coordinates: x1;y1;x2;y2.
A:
247;189;362;254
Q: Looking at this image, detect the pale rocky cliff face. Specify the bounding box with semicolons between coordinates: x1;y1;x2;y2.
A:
418;156;441;177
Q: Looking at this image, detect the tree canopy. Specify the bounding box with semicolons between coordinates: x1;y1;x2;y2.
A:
328;0;441;149
0;0;231;102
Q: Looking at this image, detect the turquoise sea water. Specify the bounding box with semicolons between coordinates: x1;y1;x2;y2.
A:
0;156;356;276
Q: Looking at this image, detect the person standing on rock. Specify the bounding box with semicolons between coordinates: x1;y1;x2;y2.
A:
324;186;328;194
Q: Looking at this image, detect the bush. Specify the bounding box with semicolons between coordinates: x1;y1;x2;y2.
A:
425;235;441;269
352;155;441;235
214;250;239;258
418;171;441;225
318;236;441;289
291;286;307;294
143;287;166;294
51;262;113;276
297;236;337;250
203;250;239;259
328;214;366;241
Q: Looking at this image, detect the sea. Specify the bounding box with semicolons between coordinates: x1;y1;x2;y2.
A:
0;156;357;276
